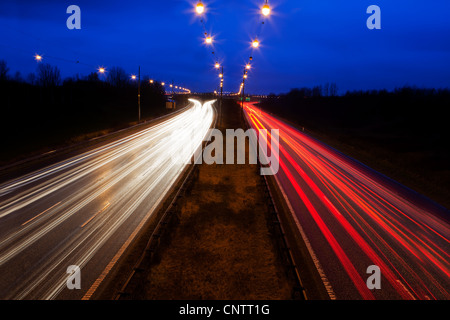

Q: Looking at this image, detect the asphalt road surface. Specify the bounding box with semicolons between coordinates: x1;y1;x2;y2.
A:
244;101;449;300
0;99;215;300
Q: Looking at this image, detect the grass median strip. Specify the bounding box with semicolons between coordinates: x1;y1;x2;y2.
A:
134;100;294;300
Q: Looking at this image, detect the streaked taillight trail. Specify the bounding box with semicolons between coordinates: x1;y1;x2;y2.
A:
243;102;450;300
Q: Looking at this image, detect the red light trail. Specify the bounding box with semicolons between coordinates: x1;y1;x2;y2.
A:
243;102;450;300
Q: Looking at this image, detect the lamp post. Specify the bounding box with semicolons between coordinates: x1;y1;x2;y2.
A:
241;67;246;109
262;1;271;17
196;1;205;15
131;69;141;122
172;80;174;109
220;66;223;126
241;79;245;120
138;66;141;122
220;66;223;102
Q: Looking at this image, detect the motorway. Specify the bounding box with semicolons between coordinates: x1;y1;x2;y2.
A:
0;99;215;299
244;102;450;300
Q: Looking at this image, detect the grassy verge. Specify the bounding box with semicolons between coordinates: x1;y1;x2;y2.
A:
131;100;294;299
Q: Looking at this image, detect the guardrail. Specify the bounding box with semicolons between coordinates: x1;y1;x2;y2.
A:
241;102;307;300
114;102;218;300
261;173;307;300
114;160;199;299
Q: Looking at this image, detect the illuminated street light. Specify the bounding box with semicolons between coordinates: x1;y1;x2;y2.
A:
129;67;141;122
219;73;223;78
196;1;205;15
215;62;220;69
161;82;165;86
252;38;260;48
246;63;251;70
205;36;213;44
244;74;248;79
98;67;106;74
34;54;43;62
262;1;271;17
149;79;154;83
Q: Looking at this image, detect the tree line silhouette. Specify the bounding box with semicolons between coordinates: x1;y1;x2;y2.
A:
0;60;167;163
260;85;450;208
263;85;449;143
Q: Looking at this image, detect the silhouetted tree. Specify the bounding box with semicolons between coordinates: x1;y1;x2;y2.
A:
37;63;61;87
312;85;322;97
0;60;9;81
27;73;36;85
13;71;23;82
323;82;330;97
330;83;338;96
107;66;127;88
86;72;100;82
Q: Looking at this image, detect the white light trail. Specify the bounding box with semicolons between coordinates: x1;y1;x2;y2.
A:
0;99;215;299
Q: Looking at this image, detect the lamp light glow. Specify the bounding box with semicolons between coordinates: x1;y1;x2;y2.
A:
262;3;271;16
196;1;205;14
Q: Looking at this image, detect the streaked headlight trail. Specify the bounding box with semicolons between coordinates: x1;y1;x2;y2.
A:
243;102;449;300
0;99;215;299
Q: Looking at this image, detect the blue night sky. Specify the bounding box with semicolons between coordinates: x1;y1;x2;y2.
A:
1;0;450;94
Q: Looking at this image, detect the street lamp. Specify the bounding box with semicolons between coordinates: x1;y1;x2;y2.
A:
196;1;205;15
252;38;260;48
215;62;220;69
246;63;251;70
262;1;271;17
171;80;175;109
130;67;141;122
34;54;43;62
205;35;213;44
219;65;224;126
98;67;106;74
